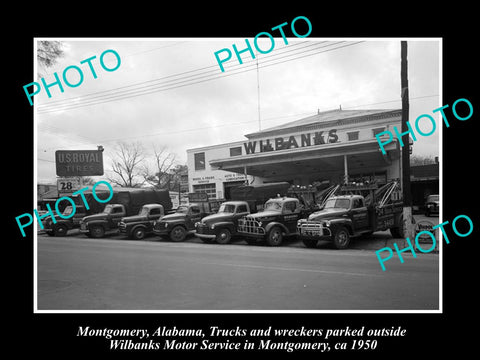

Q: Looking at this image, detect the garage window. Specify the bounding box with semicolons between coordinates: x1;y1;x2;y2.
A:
347;131;359;141
194;152;206;171
230;146;242;156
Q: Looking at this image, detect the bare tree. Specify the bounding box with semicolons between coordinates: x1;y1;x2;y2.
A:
108;142;146;187
142;146;177;189
410;155;437;166
37;41;64;77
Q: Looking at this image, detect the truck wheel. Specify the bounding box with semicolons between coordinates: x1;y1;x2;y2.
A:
216;228;231;244
53;224;68;237
333;226;350;249
170;226;186;242
131;227;146;240
90;225;105;238
302;239;318;248
267;226;283;246
390;226;404;238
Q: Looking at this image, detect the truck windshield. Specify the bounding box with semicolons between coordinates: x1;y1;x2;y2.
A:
324;198;350;209
103;204;114;214
62;206;74;216
218;204;235;213
176;206;189;214
265;201;282;211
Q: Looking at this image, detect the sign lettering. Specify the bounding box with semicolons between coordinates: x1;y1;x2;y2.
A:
55;150;104;176
243;129;338;155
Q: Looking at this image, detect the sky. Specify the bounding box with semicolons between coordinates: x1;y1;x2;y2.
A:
34;38;441;184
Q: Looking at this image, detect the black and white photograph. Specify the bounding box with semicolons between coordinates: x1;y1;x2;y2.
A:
33;37;441;312
10;7;478;357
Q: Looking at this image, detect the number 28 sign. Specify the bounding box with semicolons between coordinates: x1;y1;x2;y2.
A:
57;177;81;194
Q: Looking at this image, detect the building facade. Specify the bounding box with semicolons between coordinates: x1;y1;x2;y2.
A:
187;108;404;199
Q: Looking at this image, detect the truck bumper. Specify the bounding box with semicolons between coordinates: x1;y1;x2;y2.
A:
196;233;216;240
195;224;217;239
236;231;265;239
152;229;169;236
297;224;332;241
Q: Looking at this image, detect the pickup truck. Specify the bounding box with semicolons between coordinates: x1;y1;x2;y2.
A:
237;197;311;246
118;204;165;240
152;203;210;242
42;205;86;236
297;181;404;249
79;204;128;238
195;201;251;244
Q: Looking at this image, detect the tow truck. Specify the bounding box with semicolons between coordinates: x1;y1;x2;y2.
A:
297;180;404;249
237;196;312;246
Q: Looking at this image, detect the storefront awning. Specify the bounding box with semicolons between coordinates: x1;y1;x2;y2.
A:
210;139;399;179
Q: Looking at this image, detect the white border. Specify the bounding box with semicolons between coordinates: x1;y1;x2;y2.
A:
33;37;442;314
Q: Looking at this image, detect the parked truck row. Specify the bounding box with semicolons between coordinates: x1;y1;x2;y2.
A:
40;181;408;249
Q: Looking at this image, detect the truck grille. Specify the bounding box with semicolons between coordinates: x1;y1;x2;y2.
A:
196;223;209;234
118;222;126;230
237;217;266;235
298;222;331;237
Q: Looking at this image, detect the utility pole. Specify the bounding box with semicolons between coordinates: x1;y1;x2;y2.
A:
401;41;413;239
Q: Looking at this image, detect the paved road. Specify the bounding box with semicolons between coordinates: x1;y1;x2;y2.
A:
37;233;439;311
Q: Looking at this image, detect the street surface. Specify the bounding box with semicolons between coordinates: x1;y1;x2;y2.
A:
37;216;439;311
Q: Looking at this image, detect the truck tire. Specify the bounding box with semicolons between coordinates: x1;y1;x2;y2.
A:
302;239;318;248
266;226;283;246
53;224;68;237
131;227;146;240
216;228;231;244
390;226;404;238
90;225;105;238
333;226;350;249
170;225;187;242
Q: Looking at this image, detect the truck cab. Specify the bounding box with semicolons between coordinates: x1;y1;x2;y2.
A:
152;203;210;242
118;204;165;240
79;204;126;238
297;181;403;249
195;201;251;244
237;197;307;246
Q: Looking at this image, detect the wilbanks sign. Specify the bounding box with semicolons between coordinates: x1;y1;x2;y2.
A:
55;150;104;176
243;129;338;155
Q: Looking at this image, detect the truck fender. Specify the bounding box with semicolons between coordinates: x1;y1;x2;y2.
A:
85;220;108;229
131;223;147;232
265;222;289;235
213;221;235;232
328;218;354;234
54;219;74;230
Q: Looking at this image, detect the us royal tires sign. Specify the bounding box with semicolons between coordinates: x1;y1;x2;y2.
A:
55;150;104;177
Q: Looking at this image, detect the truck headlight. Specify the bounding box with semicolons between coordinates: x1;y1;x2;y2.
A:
324;220;331;227
210;224;215;230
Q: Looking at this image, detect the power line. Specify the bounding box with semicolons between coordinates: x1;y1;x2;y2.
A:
37;41;320;108
38;94;438;150
37;41;337;112
37;42;362;114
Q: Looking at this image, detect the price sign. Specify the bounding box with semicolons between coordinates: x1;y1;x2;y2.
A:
57;178;81;194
